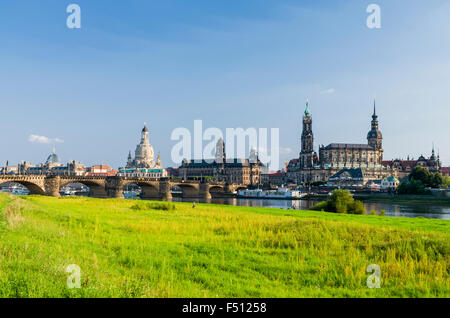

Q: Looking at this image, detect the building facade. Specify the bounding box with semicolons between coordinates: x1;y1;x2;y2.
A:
86;164;117;177
286;100;391;185
118;124;167;178
178;138;264;186
4;149;87;176
382;148;442;180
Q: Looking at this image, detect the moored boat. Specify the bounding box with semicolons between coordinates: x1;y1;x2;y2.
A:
238;188;306;199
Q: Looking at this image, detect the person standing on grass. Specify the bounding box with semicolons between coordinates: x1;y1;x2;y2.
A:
193;202;196;208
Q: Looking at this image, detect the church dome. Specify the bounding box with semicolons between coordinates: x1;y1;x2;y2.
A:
45;153;60;166
367;129;382;140
142;125;149;133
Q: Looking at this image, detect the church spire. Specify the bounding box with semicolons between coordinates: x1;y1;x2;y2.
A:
430;142;437;161
304;99;310;116
372;97;377;120
367;97;382;150
157;152;162;167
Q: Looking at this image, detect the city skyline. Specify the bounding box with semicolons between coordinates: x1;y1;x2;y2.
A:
1;102;444;170
1;0;449;168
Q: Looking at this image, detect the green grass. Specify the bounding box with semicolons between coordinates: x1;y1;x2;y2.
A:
0;193;449;298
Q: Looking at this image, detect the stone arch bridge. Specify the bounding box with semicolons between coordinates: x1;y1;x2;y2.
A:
0;175;247;200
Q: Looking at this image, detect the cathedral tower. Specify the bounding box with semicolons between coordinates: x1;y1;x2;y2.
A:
367;99;383;150
300;100;314;169
215;138;226;164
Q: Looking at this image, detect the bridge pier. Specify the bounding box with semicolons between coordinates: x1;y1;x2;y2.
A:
199;183;212;199
106;176;124;199
159;181;172;201
44;176;61;197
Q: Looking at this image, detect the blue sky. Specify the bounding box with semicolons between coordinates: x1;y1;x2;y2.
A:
1;0;449;169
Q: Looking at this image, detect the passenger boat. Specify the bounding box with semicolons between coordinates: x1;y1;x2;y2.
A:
237;188;306;199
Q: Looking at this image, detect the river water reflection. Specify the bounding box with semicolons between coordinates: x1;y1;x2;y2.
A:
172;197;450;220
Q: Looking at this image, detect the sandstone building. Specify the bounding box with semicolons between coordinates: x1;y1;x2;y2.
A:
286;100;391;184
118;124;167;178
382;148;442;180
178;138;264;186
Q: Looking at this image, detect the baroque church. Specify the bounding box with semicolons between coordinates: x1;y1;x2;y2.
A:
286;100;390;184
119;124;167;178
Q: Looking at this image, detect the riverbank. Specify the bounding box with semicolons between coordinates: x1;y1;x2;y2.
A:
306;193;450;203
0;193;448;297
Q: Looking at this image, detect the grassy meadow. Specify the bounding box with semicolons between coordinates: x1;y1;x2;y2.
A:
0;193;449;298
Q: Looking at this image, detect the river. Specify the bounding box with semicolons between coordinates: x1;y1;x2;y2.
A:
3;186;449;220
171;197;450;220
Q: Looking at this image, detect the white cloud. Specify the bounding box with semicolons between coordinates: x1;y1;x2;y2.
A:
28;134;64;144
320;88;336;94
279;147;293;155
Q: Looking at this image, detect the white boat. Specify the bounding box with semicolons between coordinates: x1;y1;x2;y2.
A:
10;187;29;195
238;188;306;199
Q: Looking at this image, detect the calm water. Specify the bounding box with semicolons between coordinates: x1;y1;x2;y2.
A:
3;186;449;220
172;197;450;220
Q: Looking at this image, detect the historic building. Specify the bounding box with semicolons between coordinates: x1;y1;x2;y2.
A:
8;149;87;176
326;168;366;188
286;100;391;184
382;147;442;180
178;138;264;186
118;124;167;178
86;164;117;177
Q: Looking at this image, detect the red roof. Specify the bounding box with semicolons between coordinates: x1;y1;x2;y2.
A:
442;167;450;175
382;160;417;170
86;172;117;176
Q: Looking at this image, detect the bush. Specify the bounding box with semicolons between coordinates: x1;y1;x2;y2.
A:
398;178;426;194
328;189;354;214
349;200;365;215
380;210;386;216
311;201;328;211
370;210;377;216
131;202;176;211
407;166;445;189
311;189;365;215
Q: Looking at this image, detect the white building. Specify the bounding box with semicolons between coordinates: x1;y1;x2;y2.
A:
381;176;400;191
119;124;167;178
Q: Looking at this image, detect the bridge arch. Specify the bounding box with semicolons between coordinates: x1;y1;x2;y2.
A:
123;181;160;199
170;183;199;198
60;182;90;197
0;180;44;195
59;179;107;198
208;185;226;198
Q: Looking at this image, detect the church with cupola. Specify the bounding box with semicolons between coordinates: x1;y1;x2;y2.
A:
118;124;167;178
286;99;390;184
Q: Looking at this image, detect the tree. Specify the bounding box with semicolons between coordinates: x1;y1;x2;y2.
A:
404;167;444;189
409;167;432;186
431;173;444;189
444;176;450;189
398;178;426;194
312;189;366;214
